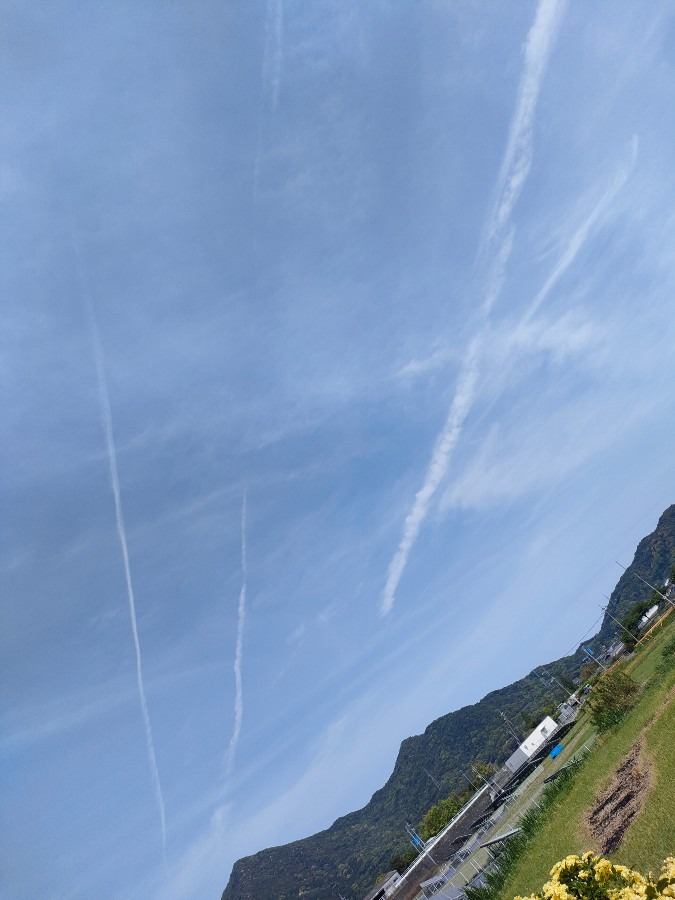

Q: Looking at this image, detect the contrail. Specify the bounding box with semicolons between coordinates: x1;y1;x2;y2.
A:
262;0;284;111
226;491;247;777
381;338;481;617
253;0;284;203
484;0;568;255
380;0;566;616
75;246;167;853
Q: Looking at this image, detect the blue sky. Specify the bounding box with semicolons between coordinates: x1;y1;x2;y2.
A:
2;1;675;897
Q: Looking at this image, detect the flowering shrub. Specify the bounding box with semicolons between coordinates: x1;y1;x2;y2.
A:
513;853;675;899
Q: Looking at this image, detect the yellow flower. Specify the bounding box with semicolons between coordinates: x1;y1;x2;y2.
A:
595;858;615;882
512;854;675;900
542;881;573;900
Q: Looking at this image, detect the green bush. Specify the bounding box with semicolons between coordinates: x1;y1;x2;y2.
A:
588;670;641;731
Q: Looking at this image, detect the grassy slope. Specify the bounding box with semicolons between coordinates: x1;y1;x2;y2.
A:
616;675;675;869
497;618;675;900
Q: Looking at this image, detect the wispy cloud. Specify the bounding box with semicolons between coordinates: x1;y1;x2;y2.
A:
74;242;167;855
440;390;652;514
380;0;567;616
226;491;248;777
395;346;456;380
521;135;639;326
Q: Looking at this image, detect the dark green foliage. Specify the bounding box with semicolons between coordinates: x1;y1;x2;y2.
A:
579;662;599;686
472;761;498;780
522;703;557;730
588;670;641;731
221;506;675;900
417;789;472;841
621;597;658;636
389;848;417;874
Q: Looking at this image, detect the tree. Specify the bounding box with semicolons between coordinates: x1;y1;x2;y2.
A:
588;670;640;731
417;787;472;841
578;662;598;686
621;596;657;635
471;761;497;780
389;848;416;874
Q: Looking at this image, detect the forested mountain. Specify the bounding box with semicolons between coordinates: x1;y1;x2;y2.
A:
596;504;675;644
221;505;675;900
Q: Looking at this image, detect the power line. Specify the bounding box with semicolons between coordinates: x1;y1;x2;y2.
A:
600;601;639;643
560;611;605;660
615;561;674;607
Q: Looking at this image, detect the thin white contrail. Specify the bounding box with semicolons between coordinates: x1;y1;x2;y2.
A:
226;491;247;777
262;0;284;111
380;0;566;617
75;250;167;853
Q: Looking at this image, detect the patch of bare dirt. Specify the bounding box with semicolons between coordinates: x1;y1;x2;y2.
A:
586;740;653;854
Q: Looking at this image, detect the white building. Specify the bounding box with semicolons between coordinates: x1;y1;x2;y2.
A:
504;716;558;774
638;604;659;630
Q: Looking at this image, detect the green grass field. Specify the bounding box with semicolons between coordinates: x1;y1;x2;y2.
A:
494;617;675;900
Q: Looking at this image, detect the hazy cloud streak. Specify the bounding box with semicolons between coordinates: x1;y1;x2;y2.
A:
521;135;639;325
380;0;566;616
226;491;248;776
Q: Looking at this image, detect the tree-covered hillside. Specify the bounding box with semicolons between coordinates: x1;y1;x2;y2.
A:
595;504;675;645
221;505;675;900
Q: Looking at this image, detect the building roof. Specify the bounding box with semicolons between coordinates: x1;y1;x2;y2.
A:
361;871;400;900
479;827;521;848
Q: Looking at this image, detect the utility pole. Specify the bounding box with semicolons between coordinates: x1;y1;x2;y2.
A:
405;822;437;866
615;561;674;607
460;771;478;790
600;601;639;643
582;645;606;670
544;670;568;695
499;710;523;743
535;668;568;696
424;769;443;792
471;765;498;794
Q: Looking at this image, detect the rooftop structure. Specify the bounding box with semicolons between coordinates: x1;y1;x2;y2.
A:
638;604;659;630
361;870;400;900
